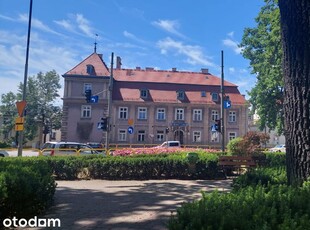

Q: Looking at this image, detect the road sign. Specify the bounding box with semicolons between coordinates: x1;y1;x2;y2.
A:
16;101;27;117
224;100;231;109
211;124;217;132
128;118;134;126
15;117;25;131
90;95;99;103
128;126;134;134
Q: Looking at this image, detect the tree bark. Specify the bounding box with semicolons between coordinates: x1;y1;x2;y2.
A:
278;0;310;186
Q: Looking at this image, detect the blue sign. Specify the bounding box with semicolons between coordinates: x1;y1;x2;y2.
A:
128;126;134;134
224;100;231;109
90;95;99;103
211;124;217;132
97;122;103;130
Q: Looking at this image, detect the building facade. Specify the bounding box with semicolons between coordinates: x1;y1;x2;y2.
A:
61;52;248;148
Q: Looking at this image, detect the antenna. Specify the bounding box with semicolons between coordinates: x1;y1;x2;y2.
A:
94;34;98;53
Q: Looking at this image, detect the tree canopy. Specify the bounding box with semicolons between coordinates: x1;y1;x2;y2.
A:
0;70;62;145
240;0;284;134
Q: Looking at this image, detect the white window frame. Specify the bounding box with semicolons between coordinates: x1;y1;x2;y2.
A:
156;130;164;142
193;109;202;121
81;105;91;118
175;108;185;120
156;108;166;120
138;107;147;120
137;130;146;142
229;111;237;123
118;129;127;141
229;132;237;140
193;131;201;142
118;107;128;119
211;110;219;121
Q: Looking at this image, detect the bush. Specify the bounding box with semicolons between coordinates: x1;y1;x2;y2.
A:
0;158;56;219
168;182;310;230
227;137;244;155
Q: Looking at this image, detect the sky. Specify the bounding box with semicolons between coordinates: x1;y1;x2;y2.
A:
0;0;264;105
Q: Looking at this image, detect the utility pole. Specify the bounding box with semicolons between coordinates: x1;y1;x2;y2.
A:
17;0;33;157
105;52;114;151
220;50;225;152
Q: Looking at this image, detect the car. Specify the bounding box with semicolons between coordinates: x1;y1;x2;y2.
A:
270;144;286;152
40;142;100;156
86;142;105;152
156;141;181;148
0;150;9;157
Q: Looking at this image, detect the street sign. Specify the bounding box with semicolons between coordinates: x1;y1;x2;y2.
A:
16;101;27;117
15;117;25;131
90;95;99;103
128;118;134;126
211;124;217;132
224;100;231;109
128;126;134;134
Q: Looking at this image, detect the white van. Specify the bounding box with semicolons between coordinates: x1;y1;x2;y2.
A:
157;141;181;148
40;142;99;156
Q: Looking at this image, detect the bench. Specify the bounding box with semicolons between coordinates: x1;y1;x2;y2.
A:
218;155;266;177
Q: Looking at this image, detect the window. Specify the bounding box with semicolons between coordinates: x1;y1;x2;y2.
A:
86;65;94;75
201;91;207;97
193;131;201;142
229;111;237;122
84;83;92;91
177;90;185;100
211;110;219;121
138;107;147;120
156;108;166;120
193;109;202;121
229;132;237;140
118;129;127;141
175;108;184;120
140;89;148;99
156;130;164;142
81;105;91;118
118;107;128;119
211;93;218;101
138;130;146;142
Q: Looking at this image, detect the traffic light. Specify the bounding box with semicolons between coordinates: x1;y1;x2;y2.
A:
85;89;92;103
215;119;221;132
99;118;108;131
165;127;170;134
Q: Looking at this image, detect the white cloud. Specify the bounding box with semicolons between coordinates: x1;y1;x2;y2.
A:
152;19;186;38
157;37;215;67
54;19;74;32
75;14;93;37
223;38;242;54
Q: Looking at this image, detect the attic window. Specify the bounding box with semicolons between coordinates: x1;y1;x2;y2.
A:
211;92;218;101
86;65;94;75
177;90;185;100
201;91;206;97
140;89;149;99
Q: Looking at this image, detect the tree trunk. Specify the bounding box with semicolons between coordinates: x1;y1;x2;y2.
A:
278;0;310;186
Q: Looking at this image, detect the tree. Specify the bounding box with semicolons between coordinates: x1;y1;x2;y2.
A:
278;0;310;186
240;0;284;134
0;70;62;145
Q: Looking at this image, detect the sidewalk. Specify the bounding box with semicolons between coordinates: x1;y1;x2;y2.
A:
28;179;232;230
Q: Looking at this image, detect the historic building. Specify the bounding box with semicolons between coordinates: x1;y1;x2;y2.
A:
61;51;248;148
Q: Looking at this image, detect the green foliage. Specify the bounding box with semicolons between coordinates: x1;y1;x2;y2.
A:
240;0;284;134
227;137;244;155
0;158;56;219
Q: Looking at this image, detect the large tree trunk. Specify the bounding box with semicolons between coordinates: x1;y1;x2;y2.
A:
278;0;310;186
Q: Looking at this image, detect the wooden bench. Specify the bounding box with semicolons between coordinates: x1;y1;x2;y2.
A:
218;155;265;177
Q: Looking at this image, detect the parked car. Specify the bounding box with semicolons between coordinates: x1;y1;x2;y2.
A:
156;141;181;148
270;144;286;152
86;142;105;153
0;150;9;157
40;142;100;156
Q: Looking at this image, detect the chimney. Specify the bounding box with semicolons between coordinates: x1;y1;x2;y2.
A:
172;67;177;72
116;56;122;69
201;68;209;74
146;67;154;71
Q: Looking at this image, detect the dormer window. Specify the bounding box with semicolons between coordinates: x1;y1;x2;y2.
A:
140;89;149;99
86;64;95;75
211;92;218;101
201;91;207;97
177;90;185;100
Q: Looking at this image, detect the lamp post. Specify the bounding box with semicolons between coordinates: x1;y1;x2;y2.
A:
220;50;225;152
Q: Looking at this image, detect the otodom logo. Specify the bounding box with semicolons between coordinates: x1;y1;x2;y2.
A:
2;216;61;228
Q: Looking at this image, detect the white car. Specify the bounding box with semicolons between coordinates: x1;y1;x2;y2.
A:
156;141;181;148
0;150;9;157
270;144;286;153
40;142;99;156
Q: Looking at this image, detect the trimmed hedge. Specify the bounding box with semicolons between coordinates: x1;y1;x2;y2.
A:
0;158;56;220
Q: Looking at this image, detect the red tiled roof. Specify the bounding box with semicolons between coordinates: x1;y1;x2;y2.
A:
113;69;246;105
64;53;110;76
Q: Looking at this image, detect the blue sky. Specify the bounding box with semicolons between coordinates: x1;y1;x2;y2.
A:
0;0;264;105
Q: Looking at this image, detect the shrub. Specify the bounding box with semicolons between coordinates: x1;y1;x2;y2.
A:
227;137;244;155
